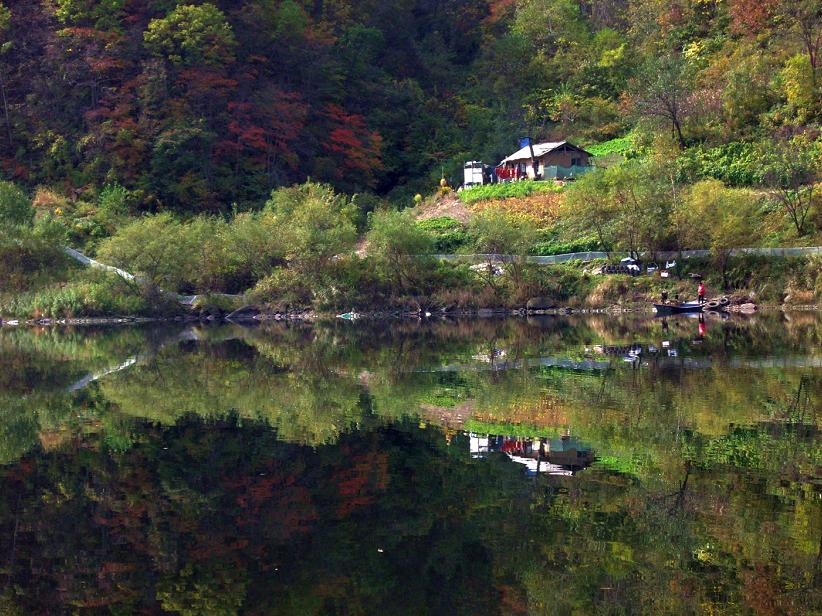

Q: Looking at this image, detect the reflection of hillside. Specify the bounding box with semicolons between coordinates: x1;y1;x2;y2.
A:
0;314;819;474
99;346;367;446
3;416;819;614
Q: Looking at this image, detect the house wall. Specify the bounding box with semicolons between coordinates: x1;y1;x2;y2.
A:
521;150;590;179
508;146;590;180
540;149;589;168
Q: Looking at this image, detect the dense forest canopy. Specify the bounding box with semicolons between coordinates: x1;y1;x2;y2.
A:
0;0;819;211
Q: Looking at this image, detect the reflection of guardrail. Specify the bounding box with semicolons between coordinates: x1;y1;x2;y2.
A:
420;354;822;374
433;246;822;265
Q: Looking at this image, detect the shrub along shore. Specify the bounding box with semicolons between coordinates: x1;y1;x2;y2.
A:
2;248;819;324
2;176;821;323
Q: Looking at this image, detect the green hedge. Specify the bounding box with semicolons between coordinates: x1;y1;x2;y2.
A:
676;142;764;187
416;216;470;253
457;181;562;204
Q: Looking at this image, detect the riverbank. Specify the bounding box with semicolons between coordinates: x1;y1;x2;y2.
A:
4;302;822;328
2;251;819;325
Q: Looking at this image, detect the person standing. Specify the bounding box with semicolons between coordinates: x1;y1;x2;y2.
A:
698;282;706;305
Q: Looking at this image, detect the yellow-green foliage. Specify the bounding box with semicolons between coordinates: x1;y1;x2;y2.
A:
781;54;816;120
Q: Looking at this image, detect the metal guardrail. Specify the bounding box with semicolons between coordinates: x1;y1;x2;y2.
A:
62;246;241;306
434;246;822;264
63;246;137;281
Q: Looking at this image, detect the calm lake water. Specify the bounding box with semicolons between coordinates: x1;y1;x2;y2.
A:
1;313;822;614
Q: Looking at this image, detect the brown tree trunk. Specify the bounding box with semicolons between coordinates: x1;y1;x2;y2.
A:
673;117;685;149
0;68;12;148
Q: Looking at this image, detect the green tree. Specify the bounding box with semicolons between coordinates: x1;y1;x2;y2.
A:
144;3;237;67
0;181;32;227
265;182;357;277
367;209;433;292
778;0;822;89
563;160;675;258
759;136;821;236
781;54;817;120
674;180;761;288
562;168;617;254
222;212;285;284
96;213;194;293
54;0;125;29
0;2;12;148
469;208;538;287
629;55;693;148
608;158;675;257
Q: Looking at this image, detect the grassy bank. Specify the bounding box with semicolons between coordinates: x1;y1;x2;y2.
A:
6;251;820;321
242;254;820;316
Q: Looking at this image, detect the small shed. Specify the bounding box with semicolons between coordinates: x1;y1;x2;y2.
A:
497;141;593;181
463;160;495;187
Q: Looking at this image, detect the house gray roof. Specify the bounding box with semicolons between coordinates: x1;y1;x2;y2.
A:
499;141;590;165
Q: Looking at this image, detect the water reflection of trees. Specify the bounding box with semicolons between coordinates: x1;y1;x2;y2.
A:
1;418;821;614
1;316;821;469
1;315;822;612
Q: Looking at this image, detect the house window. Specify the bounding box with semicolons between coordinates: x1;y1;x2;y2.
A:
571;157;580;166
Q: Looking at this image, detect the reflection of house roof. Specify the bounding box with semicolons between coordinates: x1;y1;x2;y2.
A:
507;454;574;476
499;141;592;165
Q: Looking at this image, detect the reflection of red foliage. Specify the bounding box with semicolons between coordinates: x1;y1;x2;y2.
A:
332;449;389;517
225;463;318;540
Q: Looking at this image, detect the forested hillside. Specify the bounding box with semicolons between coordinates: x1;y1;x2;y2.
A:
0;0;819;210
1;1;821;319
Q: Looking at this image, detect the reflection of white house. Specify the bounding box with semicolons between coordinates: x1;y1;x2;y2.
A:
469;432;594;476
470;434;490;457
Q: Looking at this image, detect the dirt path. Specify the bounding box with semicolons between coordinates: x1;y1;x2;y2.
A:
414;194;473;223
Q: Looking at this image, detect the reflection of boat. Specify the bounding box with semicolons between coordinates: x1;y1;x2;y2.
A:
653;302;704;315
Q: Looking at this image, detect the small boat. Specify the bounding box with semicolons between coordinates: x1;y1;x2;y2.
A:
653;301;704;315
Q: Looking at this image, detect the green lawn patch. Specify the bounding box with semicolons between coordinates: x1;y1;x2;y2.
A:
457;181;562;204
463;418;563;438
587;134;637;158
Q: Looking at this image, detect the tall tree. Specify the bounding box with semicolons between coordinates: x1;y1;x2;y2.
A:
760;136;821;237
628;54;692;149
779;0;822;88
